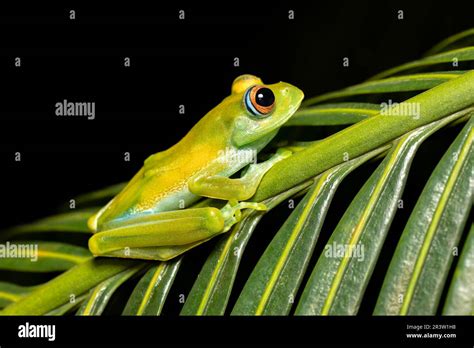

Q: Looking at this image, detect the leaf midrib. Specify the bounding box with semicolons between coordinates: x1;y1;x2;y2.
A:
137;263;166;316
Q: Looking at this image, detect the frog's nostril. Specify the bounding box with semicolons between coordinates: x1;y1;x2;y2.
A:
282;87;289;96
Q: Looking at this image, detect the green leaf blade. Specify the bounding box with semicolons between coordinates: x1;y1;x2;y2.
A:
77;263;145;316
122;259;181;316
180;213;263;316
46;293;88;315
181;182;311;316
2;208;98;239
443;224;474;315
0;241;91;272
295;111;467;315
374;116;474;315
287;103;380;126
303;72;464;106
231;147;386;315
369;47;474;81
425;28;474;56
74;183;126;206
0;282;35;309
0;258;140;315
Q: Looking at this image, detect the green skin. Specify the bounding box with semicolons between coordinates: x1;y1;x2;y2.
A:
88;74;304;261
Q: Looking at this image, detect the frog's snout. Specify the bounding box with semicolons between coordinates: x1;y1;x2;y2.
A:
294;89;305;106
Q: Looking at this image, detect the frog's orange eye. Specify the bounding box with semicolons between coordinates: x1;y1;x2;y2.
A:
244;86;275;116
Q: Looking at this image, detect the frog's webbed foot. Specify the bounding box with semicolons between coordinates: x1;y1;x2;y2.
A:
220;199;267;232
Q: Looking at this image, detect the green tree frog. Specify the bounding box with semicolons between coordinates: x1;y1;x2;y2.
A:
88;74;304;260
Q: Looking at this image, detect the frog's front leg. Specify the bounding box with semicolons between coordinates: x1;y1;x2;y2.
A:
188;148;292;201
88;207;225;261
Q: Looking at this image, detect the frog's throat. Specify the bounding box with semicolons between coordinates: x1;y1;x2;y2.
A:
220;200;267;232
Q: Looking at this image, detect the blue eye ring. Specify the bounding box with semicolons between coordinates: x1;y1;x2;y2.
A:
244;86;275;116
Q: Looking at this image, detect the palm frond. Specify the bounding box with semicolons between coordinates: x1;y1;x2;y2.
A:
1;29;473;316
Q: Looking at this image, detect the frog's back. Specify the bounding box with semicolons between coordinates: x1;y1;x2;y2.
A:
90;115;229;231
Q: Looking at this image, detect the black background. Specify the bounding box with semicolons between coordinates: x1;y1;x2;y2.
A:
1;0;473;222
0;0;473;336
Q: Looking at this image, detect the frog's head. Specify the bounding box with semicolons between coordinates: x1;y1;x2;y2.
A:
227;74;304;147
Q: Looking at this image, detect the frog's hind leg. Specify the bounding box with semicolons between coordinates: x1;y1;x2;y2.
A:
104;239;211;261
88;207;225;260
